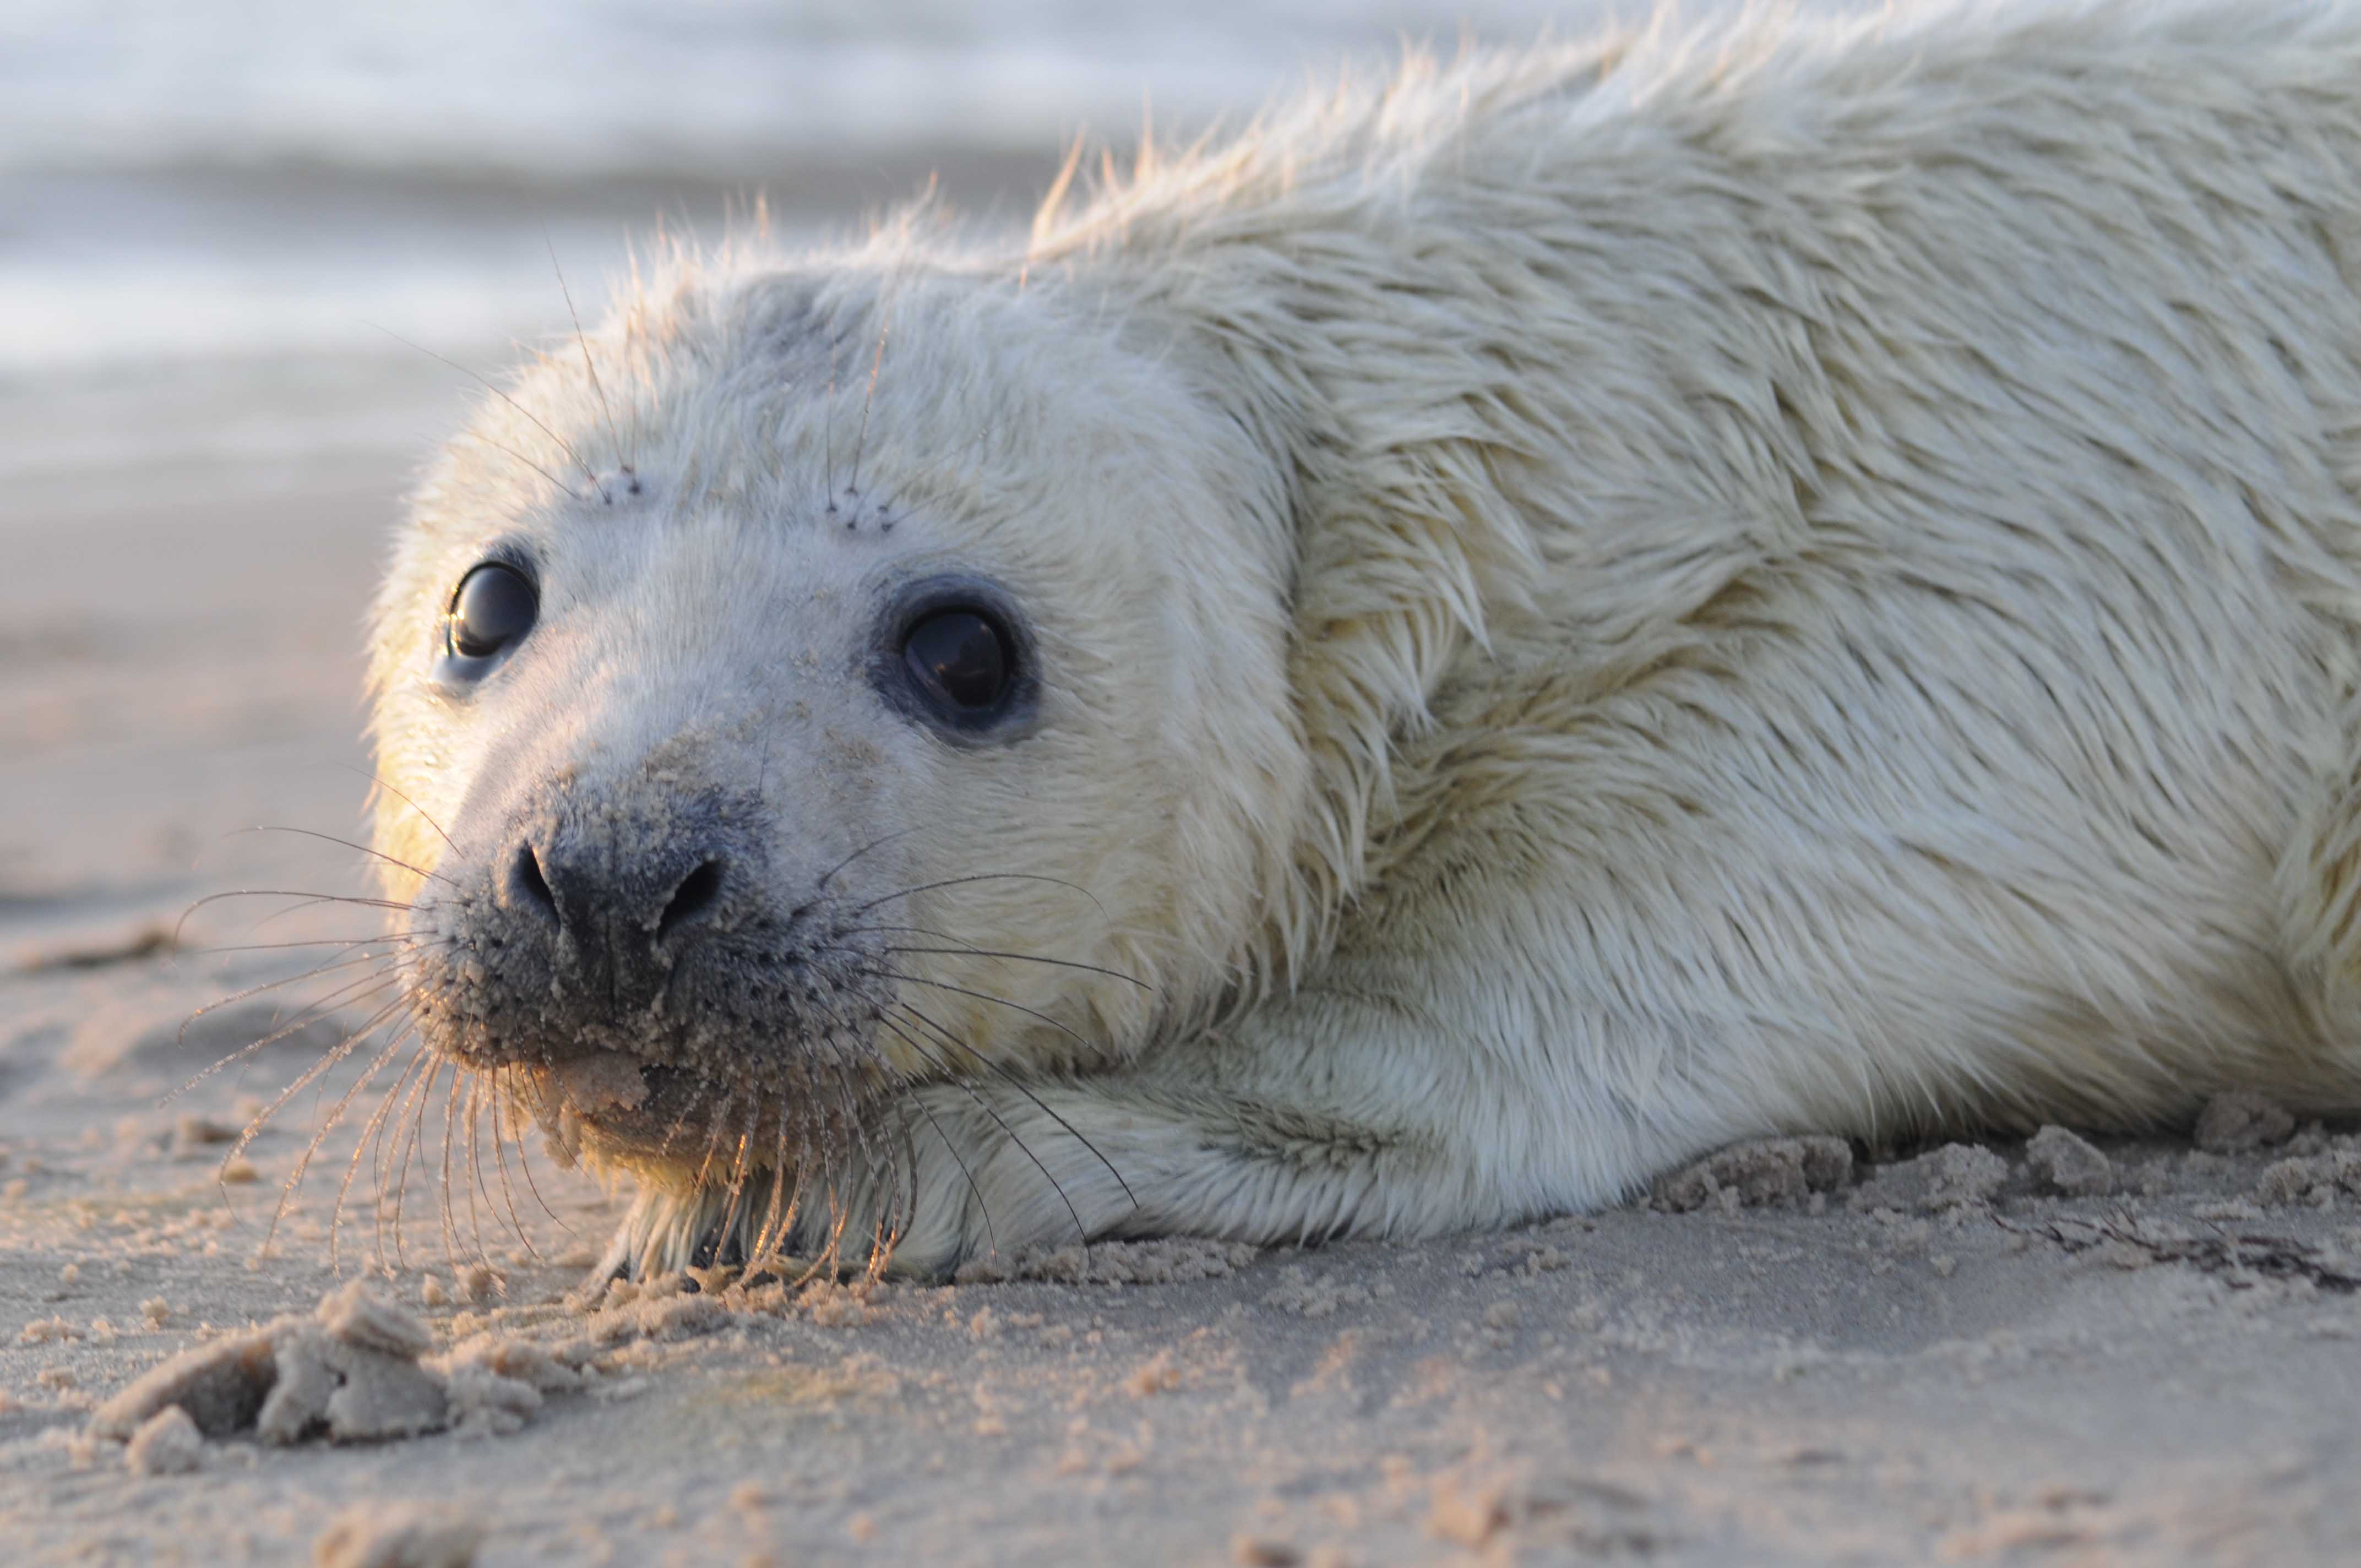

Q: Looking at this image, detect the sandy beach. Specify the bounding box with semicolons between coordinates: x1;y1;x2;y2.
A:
7;6;2361;1563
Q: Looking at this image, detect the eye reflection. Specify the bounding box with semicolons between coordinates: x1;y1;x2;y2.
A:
439;560;538;680
902;608;1011;714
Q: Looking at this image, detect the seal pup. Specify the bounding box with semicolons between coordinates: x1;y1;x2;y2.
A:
368;0;2361;1277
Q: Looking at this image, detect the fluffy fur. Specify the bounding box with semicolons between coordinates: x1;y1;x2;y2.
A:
372;0;2361;1275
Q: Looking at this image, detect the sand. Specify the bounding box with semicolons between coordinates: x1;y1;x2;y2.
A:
7;304;2361;1568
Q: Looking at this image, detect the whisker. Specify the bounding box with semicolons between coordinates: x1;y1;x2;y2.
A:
885;1111;922;1277
225;826;454;886
659;1076;715;1163
363;1047;437;1271
715;1102;759;1265
815;1186;854;1283
387;1057;448;1272
876;1013;1085;1249
461;428;585;503
460;1075;494;1264
485;1068;542;1256
272;1015;417;1266
225;983;410;1168
329;761;459;853
174;890;411;948
251;897;425;934
251;1014;412;1255
841;1078;906;1279
847;308;890;497
891;1000;1138;1210
749;1125;797;1266
237;1001;406;1253
865;1205;898;1288
493;1072;576;1246
367;1053;427;1271
856;967;1095;1053
327;1036;429;1275
823;341;841;510
621;241;647;472
853;873;1108;921
872;1020;997;1258
171;965;414;1107
758;1090;842;1271
689;1091;743;1193
503;1070;576;1240
545;226;632;490
438;1066;464;1271
797;1073;864;1282
172;942;412;1059
371;324;611;503
815;827;922;890
194;932;435;957
880;945;1154;990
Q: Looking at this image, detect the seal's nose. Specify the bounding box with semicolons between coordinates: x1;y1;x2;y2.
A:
507;829;731;997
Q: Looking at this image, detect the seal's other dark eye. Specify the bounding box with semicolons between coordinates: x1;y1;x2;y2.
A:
904;609;1010;713
439;561;538;679
872;574;1037;742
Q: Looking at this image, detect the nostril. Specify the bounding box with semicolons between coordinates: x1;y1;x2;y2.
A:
512;842;559;925
656;858;725;943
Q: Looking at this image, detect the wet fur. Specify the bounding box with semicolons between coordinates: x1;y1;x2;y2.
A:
351;0;2361;1277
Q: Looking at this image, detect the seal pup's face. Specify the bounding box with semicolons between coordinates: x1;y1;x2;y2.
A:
368;266;1303;1263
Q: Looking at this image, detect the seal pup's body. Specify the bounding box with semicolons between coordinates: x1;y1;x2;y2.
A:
373;1;2361;1275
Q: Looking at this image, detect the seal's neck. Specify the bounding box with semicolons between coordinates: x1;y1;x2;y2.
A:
1021;47;1831;993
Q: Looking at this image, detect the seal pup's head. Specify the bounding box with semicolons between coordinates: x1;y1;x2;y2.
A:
368;258;1307;1274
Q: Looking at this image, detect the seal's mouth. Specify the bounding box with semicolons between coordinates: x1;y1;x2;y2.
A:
543;1051;653;1118
519;1056;733;1168
514;1049;873;1190
513;1049;895;1280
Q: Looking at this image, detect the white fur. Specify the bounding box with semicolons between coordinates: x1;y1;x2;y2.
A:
377;0;2361;1273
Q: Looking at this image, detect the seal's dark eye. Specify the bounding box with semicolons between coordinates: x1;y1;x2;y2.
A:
440;562;538;676
871;574;1036;742
902;608;1011;714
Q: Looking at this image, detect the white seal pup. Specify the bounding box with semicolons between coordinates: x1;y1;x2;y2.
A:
369;0;2361;1278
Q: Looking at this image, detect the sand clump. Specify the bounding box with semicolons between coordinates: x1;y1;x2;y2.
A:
122;1404;204;1476
585;1287;730;1344
1647;1126;2128;1218
1848;1142;2010;1213
2194;1091;2298;1154
2025;1125;2115;1196
2255;1142;2361;1207
1649;1137;1853;1212
84;1280;580;1457
1262;1265;1378;1319
311;1502;486;1568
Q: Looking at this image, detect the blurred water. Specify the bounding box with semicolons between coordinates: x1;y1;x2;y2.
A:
0;0;1634;403
0;0;1606;177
